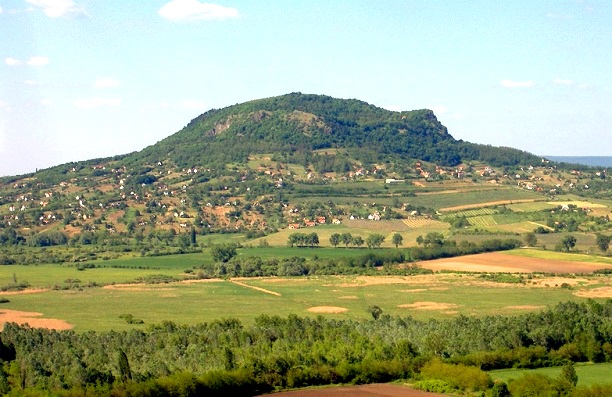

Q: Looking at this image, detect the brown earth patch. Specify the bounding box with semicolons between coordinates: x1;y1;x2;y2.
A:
338;296;359;300
261;278;310;284
332;275;440;288
0;309;73;331
418;252;609;273
181;278;224;284
532;277;589;287
574;287;612;298
0;288;49;295
398;289;427;293
505;305;545;310
103;284;172;291
398;302;458;311
307;306;348;314
261;383;445;396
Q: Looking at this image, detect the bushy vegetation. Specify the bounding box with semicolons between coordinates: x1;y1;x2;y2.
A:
0;300;611;396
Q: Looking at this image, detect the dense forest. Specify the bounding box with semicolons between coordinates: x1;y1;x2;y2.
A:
0;300;611;396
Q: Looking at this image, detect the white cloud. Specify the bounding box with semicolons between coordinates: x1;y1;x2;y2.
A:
74;97;121;109
26;0;86;18
500;79;534;88
0;6;3;13
5;57;22;66
40;99;53;106
181;100;207;110
94;78;121;88
26;56;50;66
159;0;239;21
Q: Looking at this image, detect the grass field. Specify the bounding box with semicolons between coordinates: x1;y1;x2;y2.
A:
1;247;612;333
489;362;612;387
1;269;609;332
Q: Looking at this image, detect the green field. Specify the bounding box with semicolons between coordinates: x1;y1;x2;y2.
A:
489;362;612;387
0;270;605;332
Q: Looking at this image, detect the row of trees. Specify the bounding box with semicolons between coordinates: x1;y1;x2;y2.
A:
0;300;611;396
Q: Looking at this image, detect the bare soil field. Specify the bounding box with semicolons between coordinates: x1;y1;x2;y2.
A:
418;252;609;273
0;309;73;331
574;287;612;298
259;384;445;397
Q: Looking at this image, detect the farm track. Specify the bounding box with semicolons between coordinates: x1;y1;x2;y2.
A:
257;383;445;397
230;279;281;296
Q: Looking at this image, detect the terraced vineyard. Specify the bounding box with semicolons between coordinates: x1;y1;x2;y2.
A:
468;215;498;227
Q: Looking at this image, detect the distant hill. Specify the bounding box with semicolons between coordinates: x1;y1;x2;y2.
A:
6;92;599;249
125;92;542;170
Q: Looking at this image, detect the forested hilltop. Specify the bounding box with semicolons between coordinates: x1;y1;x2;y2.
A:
128;92;541;169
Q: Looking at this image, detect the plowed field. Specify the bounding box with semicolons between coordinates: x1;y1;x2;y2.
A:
418;252;610;273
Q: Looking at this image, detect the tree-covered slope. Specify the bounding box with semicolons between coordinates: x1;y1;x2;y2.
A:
127;92;540;169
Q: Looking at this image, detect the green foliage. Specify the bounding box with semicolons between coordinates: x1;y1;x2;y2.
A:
391;232;403;248
365;233;385;249
210;243;238;263
524;232;538;247
559;362;578;387
287;232;319;247
560;235;577;252
491;381;511;397
595;234;610;252
0;300;611;395
367;305;383;320
413;379;455;393
416;232;445;247
419;358;492;391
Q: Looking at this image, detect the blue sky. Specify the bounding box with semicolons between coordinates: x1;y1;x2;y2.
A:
1;0;610;176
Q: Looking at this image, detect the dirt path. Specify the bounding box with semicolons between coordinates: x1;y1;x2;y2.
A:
229;280;281;296
258;384;445;396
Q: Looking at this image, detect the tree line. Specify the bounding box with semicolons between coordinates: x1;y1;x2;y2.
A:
0;300;611;396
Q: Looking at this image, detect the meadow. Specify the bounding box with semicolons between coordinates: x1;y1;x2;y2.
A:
489;362;612;387
1;253;610;332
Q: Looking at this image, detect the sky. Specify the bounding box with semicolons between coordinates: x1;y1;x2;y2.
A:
0;0;610;176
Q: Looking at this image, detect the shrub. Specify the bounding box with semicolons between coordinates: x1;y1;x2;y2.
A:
413;379;454;393
419;358;492;391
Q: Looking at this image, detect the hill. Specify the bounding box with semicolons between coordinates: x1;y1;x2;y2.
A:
0;93;610;263
127;92;542;169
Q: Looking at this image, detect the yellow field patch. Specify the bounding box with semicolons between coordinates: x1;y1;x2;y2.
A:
547;201;607;208
307;306;348;314
397;302;458;311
